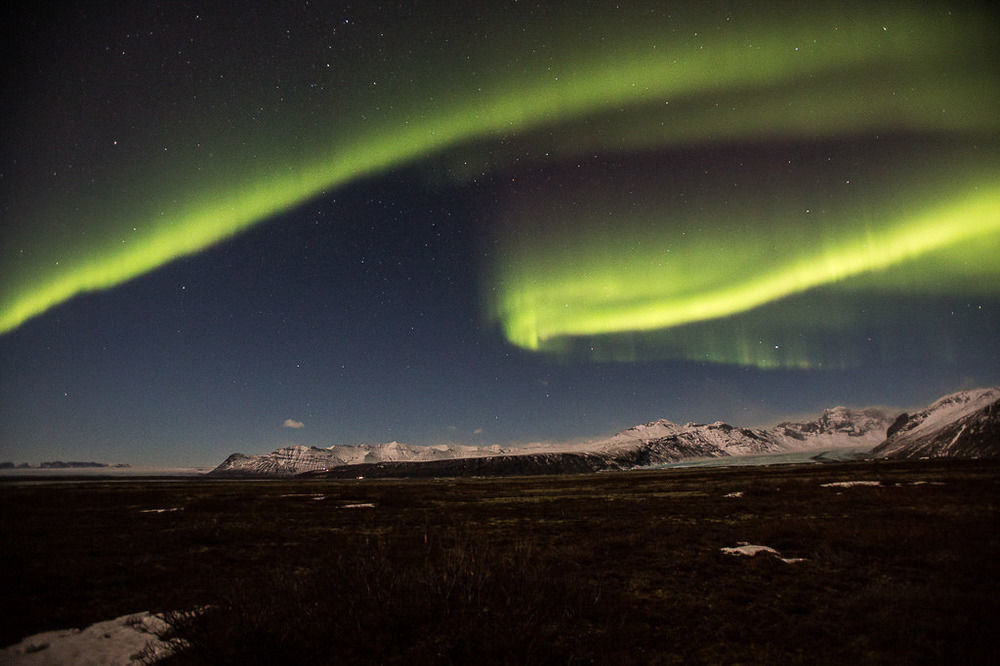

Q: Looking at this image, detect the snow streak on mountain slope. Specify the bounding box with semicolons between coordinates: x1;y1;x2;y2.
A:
873;388;1000;459
210;406;894;477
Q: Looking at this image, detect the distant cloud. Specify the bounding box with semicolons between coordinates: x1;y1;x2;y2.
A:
473;428;484;435
283;419;305;429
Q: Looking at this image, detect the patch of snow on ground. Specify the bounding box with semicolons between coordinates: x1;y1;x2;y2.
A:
0;611;178;665
721;542;805;564
138;507;182;513
723;491;744;498
820;481;881;488
341;502;375;509
722;544;781;557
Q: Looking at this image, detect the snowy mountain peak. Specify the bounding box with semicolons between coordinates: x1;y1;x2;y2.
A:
898;387;999;436
628;418;682;431
773;406;892;442
614;418;685;439
923;387;999;413
874;387;1000;459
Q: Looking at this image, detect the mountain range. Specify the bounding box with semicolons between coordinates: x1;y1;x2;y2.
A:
209;387;1000;477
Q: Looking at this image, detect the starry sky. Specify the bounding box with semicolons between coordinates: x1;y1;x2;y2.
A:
2;1;998;466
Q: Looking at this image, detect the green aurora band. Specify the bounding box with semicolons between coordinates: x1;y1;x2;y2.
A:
485;150;1000;367
2;2;998;358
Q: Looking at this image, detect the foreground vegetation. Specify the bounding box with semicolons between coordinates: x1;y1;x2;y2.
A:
2;459;998;663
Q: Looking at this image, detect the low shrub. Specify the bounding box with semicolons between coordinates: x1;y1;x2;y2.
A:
152;527;624;665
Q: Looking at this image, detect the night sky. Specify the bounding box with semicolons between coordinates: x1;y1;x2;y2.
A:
2;1;998;466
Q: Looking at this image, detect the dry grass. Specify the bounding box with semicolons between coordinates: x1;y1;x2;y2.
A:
2;459;998;663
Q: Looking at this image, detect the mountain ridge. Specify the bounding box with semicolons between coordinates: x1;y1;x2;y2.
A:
872;387;1000;459
210;388;999;478
210;404;895;478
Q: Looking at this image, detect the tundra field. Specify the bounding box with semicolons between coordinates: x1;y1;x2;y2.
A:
2;459;998;664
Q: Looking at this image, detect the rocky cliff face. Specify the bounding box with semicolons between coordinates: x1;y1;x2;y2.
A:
873;388;1000;459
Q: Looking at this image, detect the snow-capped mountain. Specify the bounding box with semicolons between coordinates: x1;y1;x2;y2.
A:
772;407;893;446
591;407;892;467
599;418;778;458
873;388;1000;459
213;387;1000;477
210;405;893;477
211;441;510;477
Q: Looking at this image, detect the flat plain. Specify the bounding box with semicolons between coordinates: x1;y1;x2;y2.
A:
1;459;997;664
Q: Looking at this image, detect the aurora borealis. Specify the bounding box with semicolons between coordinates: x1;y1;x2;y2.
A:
1;1;998;465
3;1;997;335
487;138;1000;367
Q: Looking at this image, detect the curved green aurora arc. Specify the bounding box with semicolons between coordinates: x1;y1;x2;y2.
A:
2;1;999;367
486;145;1000;367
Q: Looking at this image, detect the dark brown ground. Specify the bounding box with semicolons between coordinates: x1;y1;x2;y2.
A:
1;459;998;664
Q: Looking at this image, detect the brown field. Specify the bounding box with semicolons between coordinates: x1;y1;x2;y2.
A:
1;459;998;664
